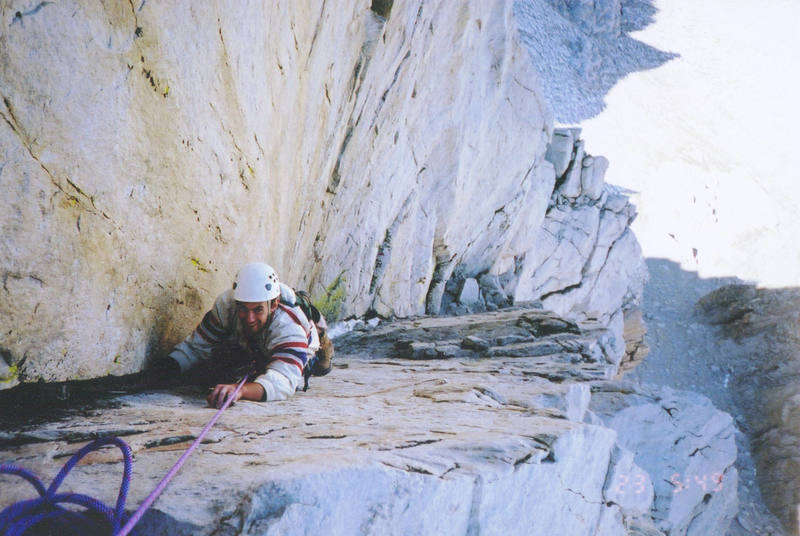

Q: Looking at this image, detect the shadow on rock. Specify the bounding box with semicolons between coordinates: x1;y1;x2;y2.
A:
627;257;789;535
697;285;800;536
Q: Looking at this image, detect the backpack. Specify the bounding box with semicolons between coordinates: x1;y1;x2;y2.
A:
281;289;333;391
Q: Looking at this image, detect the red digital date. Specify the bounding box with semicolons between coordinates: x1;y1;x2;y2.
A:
612;472;725;494
669;472;724;493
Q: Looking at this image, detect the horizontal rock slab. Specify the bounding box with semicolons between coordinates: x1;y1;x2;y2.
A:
1;369;616;533
0;308;738;535
1;307;606;534
337;306;614;364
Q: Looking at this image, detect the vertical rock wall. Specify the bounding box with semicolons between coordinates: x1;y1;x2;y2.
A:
0;0;552;384
0;0;642;387
307;0;556;320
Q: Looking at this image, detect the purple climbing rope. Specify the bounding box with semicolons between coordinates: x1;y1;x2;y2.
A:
1;375;248;536
0;436;132;535
116;375;248;536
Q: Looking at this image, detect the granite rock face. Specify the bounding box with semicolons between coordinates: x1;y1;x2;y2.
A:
440;128;647;368
521;129;646;334
0;306;735;535
696;285;800;535
0;1;643;388
1;0;551;385
591;383;739;536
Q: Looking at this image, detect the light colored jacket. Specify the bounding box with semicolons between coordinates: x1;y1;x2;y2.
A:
169;285;319;401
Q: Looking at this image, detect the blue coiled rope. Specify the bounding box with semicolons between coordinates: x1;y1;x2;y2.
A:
1;375;249;535
0;436;132;536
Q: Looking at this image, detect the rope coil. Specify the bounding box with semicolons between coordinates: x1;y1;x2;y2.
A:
1;375;248;536
0;436;132;535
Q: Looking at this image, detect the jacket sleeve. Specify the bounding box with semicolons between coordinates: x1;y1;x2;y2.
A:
168;290;234;373
252;304;313;401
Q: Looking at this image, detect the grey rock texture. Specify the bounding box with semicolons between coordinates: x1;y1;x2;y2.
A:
696;285;800;535
0;306;737;535
603;443;654;517
623;260;787;536
518;129;647;362
592;382;739;536
545;128;578;177
1;0;552;385
440;128;647;371
514;0;678;122
620;307;648;374
543;0;623;40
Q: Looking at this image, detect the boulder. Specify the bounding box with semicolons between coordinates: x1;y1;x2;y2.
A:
558;139;586;198
581;154;609;200
458;277;482;306
479;273;511;310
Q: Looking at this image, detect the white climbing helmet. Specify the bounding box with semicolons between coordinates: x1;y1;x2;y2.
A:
232;262;281;302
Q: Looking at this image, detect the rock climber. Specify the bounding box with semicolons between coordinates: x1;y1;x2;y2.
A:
148;262;334;407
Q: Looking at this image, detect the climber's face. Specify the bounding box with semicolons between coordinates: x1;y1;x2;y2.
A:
237;300;277;335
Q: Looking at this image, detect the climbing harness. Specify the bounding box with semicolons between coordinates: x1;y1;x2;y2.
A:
0;375;248;536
